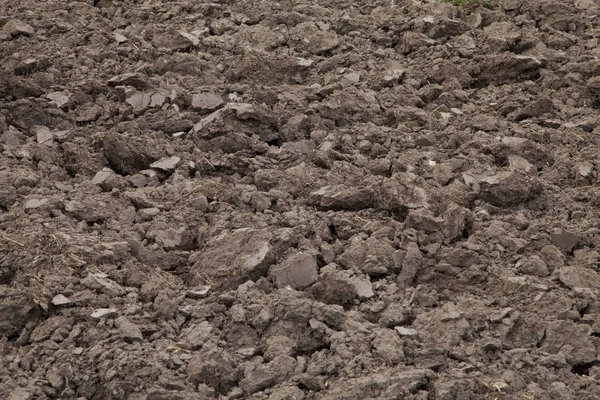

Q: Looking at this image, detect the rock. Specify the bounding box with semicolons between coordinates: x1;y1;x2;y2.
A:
90;308;117;319
477;171;543;207
406;208;444;233
148;226;197;251
308;273;357;305
477;54;543;85
268;386;305;400
288;22;339;54
186;286;211;299
540;244;565;270
514;98;555;121
397;242;423;288
191;93;223;112
516;255;549;277
339;237;397;276
541;321;596;366
557;266;600;290
150;156;181;173
309;185;374;211
192;229;283;289
269;253;318;290
395;326;419;337
115;316;143;342
103;132;160;175
3;19;35;37
350;275;374;300
34;125;53;147
264;335;296;361
81;272;126;296
240;367;278;395
181;321;213;349
51;294;72;306
107;72;147;89
75;104;103;123
126;92;152;114
187;346;239;393
551;231;579;253
372;328;405;364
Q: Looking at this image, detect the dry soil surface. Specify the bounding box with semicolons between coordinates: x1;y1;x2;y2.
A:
1;0;600;399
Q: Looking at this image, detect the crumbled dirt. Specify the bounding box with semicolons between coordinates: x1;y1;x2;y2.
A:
1;0;600;399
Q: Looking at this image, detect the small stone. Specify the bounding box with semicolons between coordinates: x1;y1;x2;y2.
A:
150;156;181;172
551;231;579;253
395;326;419;337
190;195;209;212
108;72;147;88
3;19;35;37
577;162;594;178
397;242;422;288
126;92;151;113
187;286;211;299
46;91;72;109
558;266;600;290
269;253;318;289
91;308;117;319
114;32;128;43
191;93;223;112
76;104;103;122
350;276;374;300
24;198;49;209
115;316;143;342
14;58;39;75
138;207;160;221
82;272;126;296
34;126;53;147
341;72;361;85
51;294;72;306
516;255;549;277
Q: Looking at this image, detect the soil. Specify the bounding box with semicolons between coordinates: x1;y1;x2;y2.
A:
1;0;600;399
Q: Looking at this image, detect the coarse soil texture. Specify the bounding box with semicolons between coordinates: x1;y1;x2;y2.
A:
1;0;600;399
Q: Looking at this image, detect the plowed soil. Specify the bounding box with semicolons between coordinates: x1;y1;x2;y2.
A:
2;0;600;399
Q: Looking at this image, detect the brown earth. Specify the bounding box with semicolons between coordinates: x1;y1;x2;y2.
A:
1;0;600;398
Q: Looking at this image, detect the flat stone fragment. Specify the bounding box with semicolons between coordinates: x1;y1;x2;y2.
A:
34;126;53;147
269;253;318;289
551;231;579;253
395;326;419;337
115;316;143;342
91;308;117;319
191;93;223;111
3;19;35;36
51;294;72;306
150;156;181;172
557;266;600;290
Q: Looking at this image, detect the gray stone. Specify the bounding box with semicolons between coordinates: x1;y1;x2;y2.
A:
191;93;223;112
3;19;35;36
373;328;404;364
516;255;549;277
395;326;419;337
350;275;374;300
397;242;423;288
269;253;318;289
181;321;213;349
51;294;72;306
90;308;117;319
150;156;181;172
551;231;579;253
541;321;596;366
81;273;126;296
558;266;600;290
115;316;143;342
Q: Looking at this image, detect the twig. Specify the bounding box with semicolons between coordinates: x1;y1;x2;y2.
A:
0;235;25;247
